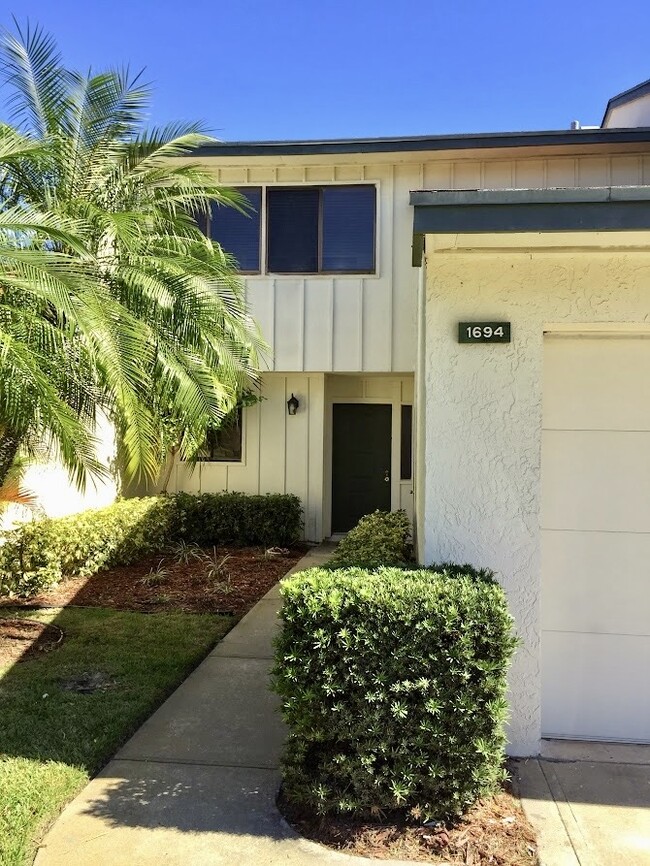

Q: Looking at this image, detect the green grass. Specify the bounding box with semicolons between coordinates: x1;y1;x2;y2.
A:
0;607;232;866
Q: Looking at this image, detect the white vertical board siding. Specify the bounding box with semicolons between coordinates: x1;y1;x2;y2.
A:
273;280;304;370
332;279;363;370
304;279;333;370
392;164;421;372
235;164;418;374
171;374;325;541
214;151;644;376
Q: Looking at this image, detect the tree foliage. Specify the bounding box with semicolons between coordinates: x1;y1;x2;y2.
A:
0;20;264;486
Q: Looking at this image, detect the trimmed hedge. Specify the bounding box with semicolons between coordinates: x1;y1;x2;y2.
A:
0;492;302;597
328;509;412;569
272;566;517;821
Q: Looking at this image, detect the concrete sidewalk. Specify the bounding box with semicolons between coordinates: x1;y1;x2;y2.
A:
34;543;415;866
513;741;650;866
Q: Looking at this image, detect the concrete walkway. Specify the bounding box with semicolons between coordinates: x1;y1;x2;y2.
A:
34;543;414;866
513;740;650;866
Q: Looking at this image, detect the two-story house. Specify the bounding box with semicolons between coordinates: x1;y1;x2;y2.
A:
18;79;650;756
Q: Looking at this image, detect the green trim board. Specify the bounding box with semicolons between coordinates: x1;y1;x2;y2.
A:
410;186;650;263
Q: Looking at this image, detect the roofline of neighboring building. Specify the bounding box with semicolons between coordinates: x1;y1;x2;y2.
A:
190;127;650;157
602;79;650;127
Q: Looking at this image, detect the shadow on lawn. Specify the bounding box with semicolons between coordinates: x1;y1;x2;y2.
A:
0;550;308;856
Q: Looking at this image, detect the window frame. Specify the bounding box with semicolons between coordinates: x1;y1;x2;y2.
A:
265;184;377;276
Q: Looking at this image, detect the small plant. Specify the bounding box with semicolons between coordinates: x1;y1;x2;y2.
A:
204;548;233;593
140;560;169;586
328;509;412;569
171;540;204;565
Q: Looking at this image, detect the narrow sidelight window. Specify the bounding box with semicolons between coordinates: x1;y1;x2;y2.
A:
400;405;413;480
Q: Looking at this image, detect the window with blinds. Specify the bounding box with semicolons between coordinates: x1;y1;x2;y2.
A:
209;187;262;273
199;184;376;276
268;185;376;274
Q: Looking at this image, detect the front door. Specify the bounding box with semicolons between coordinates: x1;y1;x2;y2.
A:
331;404;392;532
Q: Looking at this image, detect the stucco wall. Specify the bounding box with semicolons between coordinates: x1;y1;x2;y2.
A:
422;242;650;755
2;412;118;530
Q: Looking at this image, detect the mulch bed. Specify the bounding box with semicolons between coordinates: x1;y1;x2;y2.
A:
0;544;309;617
0;618;64;666
279;785;538;865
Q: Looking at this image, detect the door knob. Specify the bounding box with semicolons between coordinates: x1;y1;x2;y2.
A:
384;470;390;483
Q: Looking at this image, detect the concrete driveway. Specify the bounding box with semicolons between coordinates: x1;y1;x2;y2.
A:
513;740;650;866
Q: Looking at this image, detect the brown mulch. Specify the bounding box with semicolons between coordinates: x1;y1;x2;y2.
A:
0;618;64;665
0;544;309;617
279;785;538;865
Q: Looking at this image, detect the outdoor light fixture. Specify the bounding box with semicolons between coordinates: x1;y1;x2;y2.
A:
287;393;299;415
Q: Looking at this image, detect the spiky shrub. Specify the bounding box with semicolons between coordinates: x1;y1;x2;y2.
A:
272;567;517;821
0;492;302;596
328;509;412;569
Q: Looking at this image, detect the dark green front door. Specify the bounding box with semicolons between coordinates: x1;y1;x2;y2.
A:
331;403;392;532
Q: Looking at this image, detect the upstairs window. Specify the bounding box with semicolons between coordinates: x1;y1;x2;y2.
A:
267;185;376;274
208;187;262;273
197;184;377;276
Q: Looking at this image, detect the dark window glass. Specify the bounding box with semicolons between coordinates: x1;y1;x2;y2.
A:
194;209;209;236
322;185;376;272
400;405;413;480
199;407;243;462
210;188;261;273
267;187;319;272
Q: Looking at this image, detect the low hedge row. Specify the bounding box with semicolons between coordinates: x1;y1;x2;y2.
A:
0;492;302;597
272;566;517;821
328;509;412;569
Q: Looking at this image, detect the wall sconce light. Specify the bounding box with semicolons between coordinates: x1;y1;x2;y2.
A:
287;393;299;416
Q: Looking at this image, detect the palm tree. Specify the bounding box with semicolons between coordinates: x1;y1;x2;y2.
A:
0;21;264;488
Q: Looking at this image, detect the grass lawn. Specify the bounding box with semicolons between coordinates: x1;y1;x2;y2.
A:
0;606;232;866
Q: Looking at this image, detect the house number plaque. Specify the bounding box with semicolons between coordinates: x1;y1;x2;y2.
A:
458;322;511;343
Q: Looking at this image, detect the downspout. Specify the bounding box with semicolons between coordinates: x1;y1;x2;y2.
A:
413;245;427;564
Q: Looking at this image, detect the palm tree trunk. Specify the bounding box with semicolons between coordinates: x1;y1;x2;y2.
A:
0;433;21;487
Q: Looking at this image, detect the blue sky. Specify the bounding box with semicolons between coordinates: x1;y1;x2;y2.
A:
2;0;650;140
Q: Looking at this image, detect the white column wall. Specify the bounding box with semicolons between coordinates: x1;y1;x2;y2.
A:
422;244;650;755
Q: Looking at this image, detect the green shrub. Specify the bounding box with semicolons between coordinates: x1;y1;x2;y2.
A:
426;562;497;584
172;492;302;548
272;566;517;822
328;509;412;569
0;492;302;597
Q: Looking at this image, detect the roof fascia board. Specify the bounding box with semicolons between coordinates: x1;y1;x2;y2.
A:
189;128;650;158
410;187;650;263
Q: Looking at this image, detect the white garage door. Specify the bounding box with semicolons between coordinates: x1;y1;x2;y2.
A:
542;333;650;742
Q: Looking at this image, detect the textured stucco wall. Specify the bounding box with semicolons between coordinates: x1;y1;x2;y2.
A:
422;245;650;755
2;412;118;530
